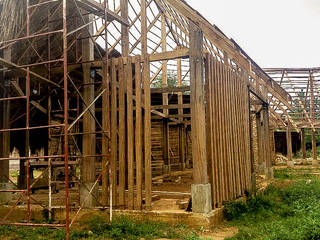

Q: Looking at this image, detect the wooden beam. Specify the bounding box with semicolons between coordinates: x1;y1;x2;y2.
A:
0;57;61;88
76;0;129;26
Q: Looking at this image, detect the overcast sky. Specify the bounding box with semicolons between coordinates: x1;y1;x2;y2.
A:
187;0;320;68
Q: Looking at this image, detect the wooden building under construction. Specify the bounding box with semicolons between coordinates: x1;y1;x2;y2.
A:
0;0;306;238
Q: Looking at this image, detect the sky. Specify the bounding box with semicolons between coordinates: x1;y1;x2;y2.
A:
187;0;320;68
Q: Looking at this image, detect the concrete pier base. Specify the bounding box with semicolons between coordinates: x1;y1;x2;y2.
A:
287;161;294;168
191;183;212;214
312;160;319;167
265;167;274;179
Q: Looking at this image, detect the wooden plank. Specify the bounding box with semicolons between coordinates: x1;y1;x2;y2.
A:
126;58;134;210
143;58;152;210
118;58;126;208
92;48;189;67
231;68;239;196
141;0;152;211
151;104;190;110
110;60;117;207
135;61;143;210
101;60;109;206
150;86;190;94
205;55;214;207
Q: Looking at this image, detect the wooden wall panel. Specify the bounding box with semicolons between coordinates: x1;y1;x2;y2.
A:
206;54;251;209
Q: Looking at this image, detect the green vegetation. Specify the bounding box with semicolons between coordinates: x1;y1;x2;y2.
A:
225;168;320;240
0;215;204;240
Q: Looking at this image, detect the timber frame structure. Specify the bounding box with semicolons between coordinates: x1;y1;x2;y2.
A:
0;0;298;239
265;68;320;166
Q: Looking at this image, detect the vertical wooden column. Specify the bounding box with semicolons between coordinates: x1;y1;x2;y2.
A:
312;130;318;165
301;128;307;165
286;122;294;168
189;21;211;213
310;74;318;166
0;48;11;204
177;59;186;170
81;14;96;207
135;61;143;210
269;128;276;166
161;14;170;174
110;61;117;206
126;58;134;210
255;112;264;174
117;0;130;209
118;59;126;208
262;105;273;178
101;0;112;206
141;0;152;210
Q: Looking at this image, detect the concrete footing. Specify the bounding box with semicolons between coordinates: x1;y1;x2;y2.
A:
287;161;294;168
265;167;274;179
191;183;212;214
312;160;319;167
0;205;225;229
0;183;13;205
80;182;99;208
302;159;308;165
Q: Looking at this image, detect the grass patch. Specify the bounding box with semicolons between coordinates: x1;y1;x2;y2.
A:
0;216;203;240
225;168;320;240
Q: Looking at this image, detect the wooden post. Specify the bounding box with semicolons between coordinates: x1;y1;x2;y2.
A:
0;47;11;204
126;58;134;210
118;59;126;208
286;123;294;168
135;62;143;210
177;59;186;170
301;128;307;164
255;112;264;174
81;14;96;207
121;0;131;209
189;20;212;213
141;0;152;211
269;128;276;166
312;130;318;166
262;105;273;179
310;74;318;166
101;52;110;207
110;60;117;207
161;14;170;174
